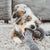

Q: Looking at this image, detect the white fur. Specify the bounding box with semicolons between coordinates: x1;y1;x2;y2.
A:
15;21;36;35
13;4;41;36
24;7;40;22
13;37;22;44
22;21;36;34
15;24;22;32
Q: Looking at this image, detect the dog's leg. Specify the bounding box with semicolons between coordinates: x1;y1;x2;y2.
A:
11;28;23;44
11;28;16;38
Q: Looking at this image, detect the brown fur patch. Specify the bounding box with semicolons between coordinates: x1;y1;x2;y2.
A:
12;36;18;39
17;11;23;16
34;20;38;23
28;16;32;20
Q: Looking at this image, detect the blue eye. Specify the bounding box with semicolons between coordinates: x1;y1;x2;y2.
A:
26;18;30;21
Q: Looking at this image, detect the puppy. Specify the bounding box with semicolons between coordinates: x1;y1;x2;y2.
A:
12;4;42;42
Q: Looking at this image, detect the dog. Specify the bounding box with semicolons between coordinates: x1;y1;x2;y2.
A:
11;4;42;43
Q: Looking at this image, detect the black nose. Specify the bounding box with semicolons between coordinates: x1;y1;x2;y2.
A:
31;25;35;29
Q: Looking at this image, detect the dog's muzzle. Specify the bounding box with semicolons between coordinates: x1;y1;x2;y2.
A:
24;25;36;35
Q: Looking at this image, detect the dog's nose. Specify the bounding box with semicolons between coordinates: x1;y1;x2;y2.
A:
31;25;35;29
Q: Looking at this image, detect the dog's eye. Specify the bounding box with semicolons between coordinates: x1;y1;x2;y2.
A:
26;18;30;21
26;16;32;21
26;17;31;21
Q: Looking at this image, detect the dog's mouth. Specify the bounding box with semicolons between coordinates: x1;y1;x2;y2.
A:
24;28;33;35
23;25;36;35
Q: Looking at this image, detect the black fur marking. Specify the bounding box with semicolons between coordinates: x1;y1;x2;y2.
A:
13;30;24;40
13;12;21;18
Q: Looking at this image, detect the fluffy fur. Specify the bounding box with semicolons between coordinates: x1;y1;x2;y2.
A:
12;4;42;42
